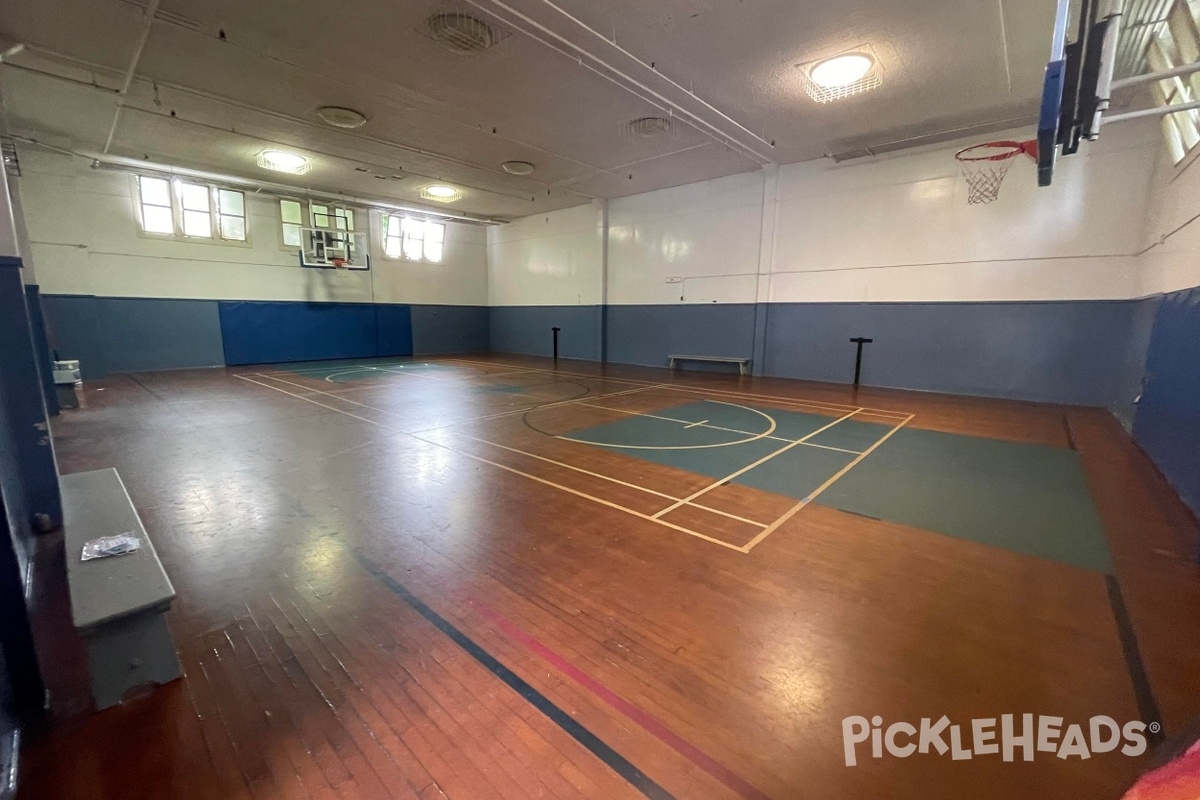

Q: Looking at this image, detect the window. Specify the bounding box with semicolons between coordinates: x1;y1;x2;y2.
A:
280;199;303;246
137;177;174;234
134;175;246;242
280;200;359;249
1148;0;1200;164
383;214;445;263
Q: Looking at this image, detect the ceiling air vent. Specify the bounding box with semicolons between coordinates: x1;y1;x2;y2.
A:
426;12;496;53
621;116;675;139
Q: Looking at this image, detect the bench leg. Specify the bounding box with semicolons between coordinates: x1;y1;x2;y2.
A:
84;609;182;710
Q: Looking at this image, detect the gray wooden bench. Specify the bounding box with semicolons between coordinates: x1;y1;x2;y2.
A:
61;468;181;709
668;354;752;376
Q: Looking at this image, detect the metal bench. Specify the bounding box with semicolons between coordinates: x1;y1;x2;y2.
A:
667;354;752;376
61;468;181;710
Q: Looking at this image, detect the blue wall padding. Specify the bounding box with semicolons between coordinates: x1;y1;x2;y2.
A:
99;297;225;373
0;258;62;529
374;304;415;357
1134;286;1200;518
40;294;106;379
412;305;488;354
763;300;1150;407
23;285;59;415
489;305;602;360
220;300;382;365
607;304;757;367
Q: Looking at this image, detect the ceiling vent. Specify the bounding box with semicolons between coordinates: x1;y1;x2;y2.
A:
316;106;368;129
621;116;676;139
426;12;496;53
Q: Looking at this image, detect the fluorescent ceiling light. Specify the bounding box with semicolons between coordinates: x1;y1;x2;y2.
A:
257;150;310;174
424;184;458;198
809;53;874;88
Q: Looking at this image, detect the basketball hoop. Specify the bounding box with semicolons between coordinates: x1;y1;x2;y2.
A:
955;140;1038;205
332;257;347;270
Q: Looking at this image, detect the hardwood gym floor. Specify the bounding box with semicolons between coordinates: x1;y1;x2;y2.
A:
19;355;1200;800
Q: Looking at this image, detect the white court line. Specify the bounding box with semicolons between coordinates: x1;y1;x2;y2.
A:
652;408;864;520
406;432;748;553
237;372;755;552
559;400;778;451
234;375;401;431
439;357;909;417
451;434;769;529
741;414;915;552
408;384;668;433
574;401;863;455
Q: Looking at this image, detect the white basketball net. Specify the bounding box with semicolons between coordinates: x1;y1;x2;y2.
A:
955;141;1036;205
960;160;1015;205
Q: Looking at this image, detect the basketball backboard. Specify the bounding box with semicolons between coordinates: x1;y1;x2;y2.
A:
298;227;370;270
1038;0;1123;186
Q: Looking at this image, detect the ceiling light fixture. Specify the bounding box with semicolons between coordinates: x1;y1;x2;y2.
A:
421;184;462;203
799;47;882;103
257;150;310;174
501;160;535;175
316;106;368;129
810;53;874;88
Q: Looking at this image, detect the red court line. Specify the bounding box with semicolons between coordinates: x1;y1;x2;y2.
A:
473;600;773;800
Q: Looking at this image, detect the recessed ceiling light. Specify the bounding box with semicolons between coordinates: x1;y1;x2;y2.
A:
316;106;368;129
810;53;874;88
421;184;462;202
502;160;535;176
257;150;310;174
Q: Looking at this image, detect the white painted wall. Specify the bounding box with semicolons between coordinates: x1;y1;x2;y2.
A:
19;149;487;305
488;121;1162;305
608;172;764;305
1138;143;1200;296
486;204;602;306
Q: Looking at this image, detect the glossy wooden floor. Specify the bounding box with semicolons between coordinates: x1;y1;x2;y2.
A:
20;355;1200;800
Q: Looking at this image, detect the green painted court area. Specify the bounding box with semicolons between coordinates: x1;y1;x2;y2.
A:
568;400;1112;573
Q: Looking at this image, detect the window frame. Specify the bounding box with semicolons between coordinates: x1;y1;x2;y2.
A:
131;175;249;245
381;213;446;264
1148;0;1200;176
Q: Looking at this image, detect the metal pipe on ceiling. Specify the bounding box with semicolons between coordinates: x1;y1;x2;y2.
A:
103;0;161;154
11;136;506;225
463;0;776;165
1112;60;1200;90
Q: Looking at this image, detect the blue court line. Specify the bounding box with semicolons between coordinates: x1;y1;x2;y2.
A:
341;540;675;800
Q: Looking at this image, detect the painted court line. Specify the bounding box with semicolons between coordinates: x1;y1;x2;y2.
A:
575;400;863;454
412;383;669;432
560;401;779;451
238;374;747;550
741;413;915;552
474;601;770;800
453;433;770;529
339;544;675;800
652;408;864;520
407;432;749;552
440;356;910;417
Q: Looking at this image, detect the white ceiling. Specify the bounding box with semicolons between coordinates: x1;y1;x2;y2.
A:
0;0;1059;219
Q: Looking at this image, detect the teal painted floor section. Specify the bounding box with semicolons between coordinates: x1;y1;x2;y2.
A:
567;400;1112;573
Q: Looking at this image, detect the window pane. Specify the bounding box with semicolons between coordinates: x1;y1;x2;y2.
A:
282;223;302;246
385;236;402;257
220;215;246;241
139;176;170;206
142;204;173;233
180;182;210;212
401;217;422;237
404;236;423;260
183;210;212;237
342;210;355;230
218;189;245;217
311;204;329;228
424;240;444;263
425;222;445;243
280;200;302;224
